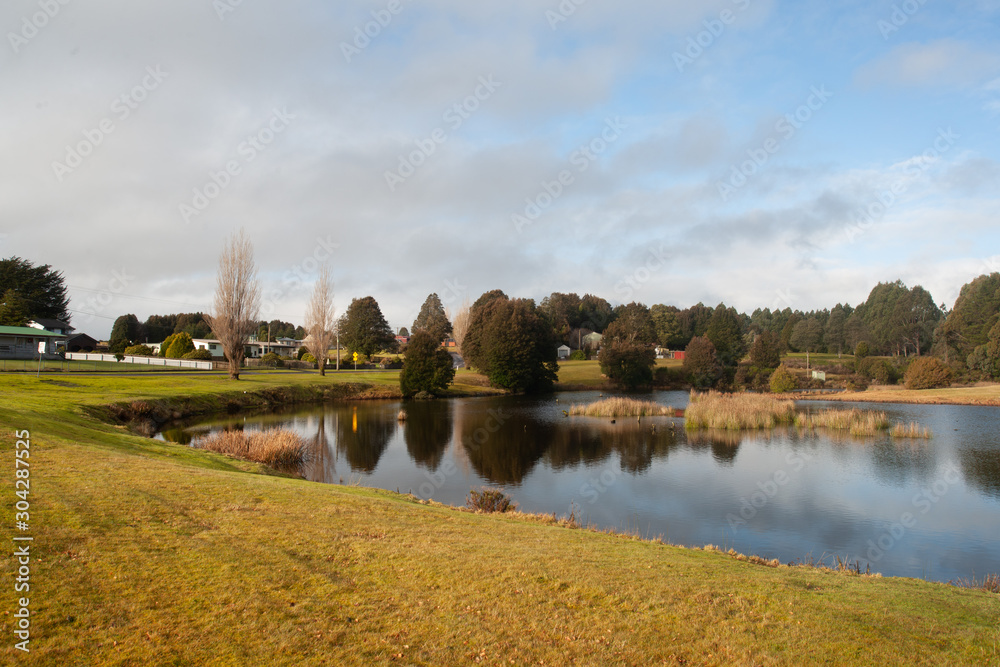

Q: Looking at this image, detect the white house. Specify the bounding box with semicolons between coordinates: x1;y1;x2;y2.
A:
192;339;226;359
557;344;572;360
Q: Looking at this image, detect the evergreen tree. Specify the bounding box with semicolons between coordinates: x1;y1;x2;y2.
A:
0;256;70;323
0;289;30;327
338;296;397;359
165;332;195;359
705;304;746;367
412;293;452;343
110;314;142;351
683;336;723;388
400;330;456;397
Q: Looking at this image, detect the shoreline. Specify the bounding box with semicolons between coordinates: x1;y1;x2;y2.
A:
793;384;1000;407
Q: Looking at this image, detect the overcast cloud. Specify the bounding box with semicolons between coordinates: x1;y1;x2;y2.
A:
2;0;999;337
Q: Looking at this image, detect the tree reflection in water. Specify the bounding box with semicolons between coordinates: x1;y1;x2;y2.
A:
403;400;453;472
334;404;398;472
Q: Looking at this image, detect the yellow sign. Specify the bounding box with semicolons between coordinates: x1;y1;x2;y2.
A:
353;352;358;361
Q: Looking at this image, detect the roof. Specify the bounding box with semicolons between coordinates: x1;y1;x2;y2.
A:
0;326;67;338
29;318;73;330
66;333;97;342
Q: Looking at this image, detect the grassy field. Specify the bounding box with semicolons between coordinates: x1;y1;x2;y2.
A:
1;373;999;664
798;384;1000;406
556;359;681;390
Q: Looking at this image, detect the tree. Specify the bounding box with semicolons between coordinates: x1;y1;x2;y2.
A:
966;319;1000;379
304;266;336;376
577;294;615;333
789;318;823;355
165;332;195;359
0;256;70;323
769;365;797;393
462;290;508;372
599;302;657;389
683;336;722;388
749;330;782;371
904;357;952;390
412;293;452;343
204;229;262;380
705;304;746;367
934;273;1000;364
825;304;850;356
650;304;684;348
110;314;142;353
338;296;396;359
449;298;471;368
539;292;582;343
400;330;456;397
398;327;410;337
0;289;30;326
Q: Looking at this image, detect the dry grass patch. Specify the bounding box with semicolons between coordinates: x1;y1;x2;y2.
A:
795;408;890;436
890;421;933;439
568;396;674;418
684;391;796;430
196;428;309;469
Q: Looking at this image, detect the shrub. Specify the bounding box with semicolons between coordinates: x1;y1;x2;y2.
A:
904;357;952;390
599;342;655;389
297;346;308;360
569;349;587;361
857;358;897;385
124;344;154;357
855;341;870;360
196;429;308;469
260;351;285;368
769;365;797;393
466;487;516;513
400;330;455;397
301;353;316;364
158;334;176;357
165;332;195;359
183;349;213;361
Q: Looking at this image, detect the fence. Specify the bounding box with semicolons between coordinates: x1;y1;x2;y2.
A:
66;353;214;370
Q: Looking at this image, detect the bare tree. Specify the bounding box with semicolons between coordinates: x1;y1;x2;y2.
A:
304;265;336;376
204;229;261;380
448;298;471;368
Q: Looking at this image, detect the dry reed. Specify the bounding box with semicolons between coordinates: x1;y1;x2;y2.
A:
795;408;890;436
568;397;673;418
684;391;796;430
196;428;308;468
890;421;933;439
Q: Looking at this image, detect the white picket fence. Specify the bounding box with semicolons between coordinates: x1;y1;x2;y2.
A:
66;352;213;370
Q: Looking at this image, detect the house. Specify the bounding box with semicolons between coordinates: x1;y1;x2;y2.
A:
671;350;686;361
0;325;67;359
557;344;571;360
65;333;98;353
582;332;603;350
192;339;226;359
394;335;410;346
28;319;74;336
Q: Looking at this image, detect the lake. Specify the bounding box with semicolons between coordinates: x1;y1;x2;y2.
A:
158;391;1000;583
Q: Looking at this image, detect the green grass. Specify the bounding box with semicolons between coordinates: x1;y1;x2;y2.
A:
0;359;203;373
1;374;998;664
555;358;681;389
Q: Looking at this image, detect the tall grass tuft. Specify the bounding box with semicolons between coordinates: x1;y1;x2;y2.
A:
568;397;673;418
196;429;309;469
684;391;796;430
890;421;933;439
795;408;890;436
466;487;517;513
950;573;1000;594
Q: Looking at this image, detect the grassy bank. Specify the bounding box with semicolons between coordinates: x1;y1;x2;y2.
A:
798;383;1000;406
1;375;998;664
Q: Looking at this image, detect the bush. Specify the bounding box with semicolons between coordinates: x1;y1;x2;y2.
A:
569;349;587;361
769;365;797;393
165;332;195;359
466;487;516;513
599;342;655;390
904;357;952;390
158;334;175;357
856;357;897;385
855;341;870;360
297;346;308;360
400;330;455;397
302;353;316;364
260;351;285;368
183;349;213;361
124;344;154;357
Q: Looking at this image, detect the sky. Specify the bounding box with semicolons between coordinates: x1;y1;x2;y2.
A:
2;0;999;339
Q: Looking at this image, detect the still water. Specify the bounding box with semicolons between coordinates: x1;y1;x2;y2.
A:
159;391;1000;583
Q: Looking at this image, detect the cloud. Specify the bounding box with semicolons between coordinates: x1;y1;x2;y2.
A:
855;39;1000;89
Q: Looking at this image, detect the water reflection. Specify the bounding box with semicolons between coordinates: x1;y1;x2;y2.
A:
959;448;1000;499
403;401;453;471
335;404;397;472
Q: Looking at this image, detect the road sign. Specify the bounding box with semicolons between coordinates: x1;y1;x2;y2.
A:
353;352;358;361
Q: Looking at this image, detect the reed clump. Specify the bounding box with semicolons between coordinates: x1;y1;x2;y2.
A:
684;391;796;430
196;429;309;469
795;408;890;436
568;397;673;418
890;421;933;439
